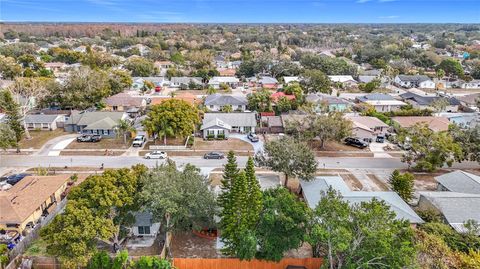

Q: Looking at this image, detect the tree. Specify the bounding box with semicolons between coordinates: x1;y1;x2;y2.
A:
109;70;133;95
256;136;317;187
0;124;16;150
0;55;22;79
308;188;416;269
43;67;113;109
300;53;356;75
358;79;381;93
140;161;216;255
247;88;273;112
431;97;450;112
274;96;292;114
437;59;464;78
300;69;332;94
449;124;480;164
41;201;115;268
124;57;156;77
285;112;352;149
284;82;304;104
398;124;462;171
115;119;134;145
0;90;24;153
220;157;263;259
388;170;414;202
255;187;309;262
143;99;199;144
221;104;233;113
436;68;446;80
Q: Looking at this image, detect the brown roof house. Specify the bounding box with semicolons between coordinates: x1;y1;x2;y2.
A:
392;116;451;132
346;116;389;141
104;93;147;114
0;175;73;233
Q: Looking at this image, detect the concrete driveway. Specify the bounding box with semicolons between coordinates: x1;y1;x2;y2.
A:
228;133;264;154
369;142;393;158
36;134;77;156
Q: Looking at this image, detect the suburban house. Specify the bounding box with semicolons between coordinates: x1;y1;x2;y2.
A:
208;76;240;89
270;92;295;103
283;76;300;84
300;176;424;224
399;92;460;112
356;93;406;112
392;116;451;132
260;116;284;134
328;75;358;88
418;171;480;234
24;114;65;131
204;93;248;112
131;211;160;237
306;93;351;112
200;112;256;139
455;93;480;112
150;93;201;106
104;93;147;115
170;77;203;88
461;80;480;89
394;75;435;89
154;60;173;70
44;62;66;74
131;77;168;91
346;116;389;141
217;68;236;77
437;112;480;128
0;175;74;233
247;76;279;89
65;111;128;137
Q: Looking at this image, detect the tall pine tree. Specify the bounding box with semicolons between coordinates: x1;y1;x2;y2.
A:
244;157;263;228
219;154;263;259
0;90;24;153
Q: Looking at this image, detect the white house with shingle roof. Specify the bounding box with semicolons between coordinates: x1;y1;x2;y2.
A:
204;94;248;112
200;112;256;139
24;114;65;131
65;111;128;137
208;76;240;89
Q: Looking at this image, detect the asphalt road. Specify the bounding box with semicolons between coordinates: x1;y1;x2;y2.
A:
1;155;478;170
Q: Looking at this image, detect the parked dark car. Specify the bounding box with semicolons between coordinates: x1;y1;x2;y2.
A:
344;137;368;149
204;152;225;159
6;173;32;185
77;135;92;142
77;134;102;142
376;135;385;143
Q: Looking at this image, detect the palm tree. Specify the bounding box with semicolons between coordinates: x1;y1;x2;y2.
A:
157;118;174;145
115;119;135;145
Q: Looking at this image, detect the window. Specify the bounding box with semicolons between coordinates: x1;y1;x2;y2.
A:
113;106;118;111
207;130;215;135
218;130;224;135
138;226;151;235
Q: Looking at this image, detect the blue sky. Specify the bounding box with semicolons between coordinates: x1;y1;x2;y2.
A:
1;0;479;23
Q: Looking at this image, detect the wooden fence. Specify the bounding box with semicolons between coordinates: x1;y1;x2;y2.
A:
173;258;323;269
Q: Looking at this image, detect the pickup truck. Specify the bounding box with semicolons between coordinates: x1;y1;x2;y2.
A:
132;135;146;147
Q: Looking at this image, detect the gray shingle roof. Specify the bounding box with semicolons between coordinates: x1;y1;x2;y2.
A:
170;77;203;85
419;191;480;233
400;92;460;106
24;114;62;124
397;75;431;83
300;176;424;224
201;112;256;129
357;93;395;102
204;94;247;106
134;211;153;226
67;111;125;129
435;170;480;194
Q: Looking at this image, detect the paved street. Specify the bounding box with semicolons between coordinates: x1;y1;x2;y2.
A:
1;155;478;171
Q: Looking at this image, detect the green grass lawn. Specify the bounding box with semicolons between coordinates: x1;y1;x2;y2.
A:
24;238;50;256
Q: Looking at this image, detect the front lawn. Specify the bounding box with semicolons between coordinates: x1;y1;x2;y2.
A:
19;129;66;149
193;137;253;151
66;138;132;150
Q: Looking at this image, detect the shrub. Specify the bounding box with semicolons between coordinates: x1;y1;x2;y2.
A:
217;133;225;140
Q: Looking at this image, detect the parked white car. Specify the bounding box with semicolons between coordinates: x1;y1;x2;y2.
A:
144;151;167;159
132;135;146;147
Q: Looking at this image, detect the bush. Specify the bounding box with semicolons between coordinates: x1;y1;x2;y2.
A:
207;134;215;140
187;136;194;146
217;133;225;140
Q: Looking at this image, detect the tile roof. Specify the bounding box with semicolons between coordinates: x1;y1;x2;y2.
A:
105;93;146;107
346;116;389;129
